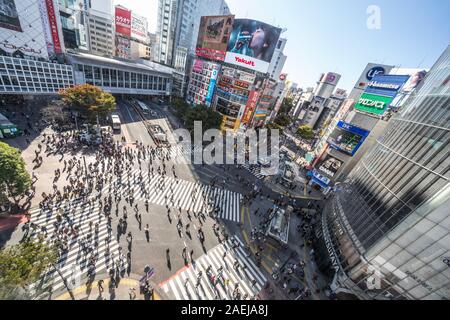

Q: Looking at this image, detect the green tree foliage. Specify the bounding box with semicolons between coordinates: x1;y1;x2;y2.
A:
0;142;31;206
173;100;222;134
59;84;116;121
297;125;314;140
278;97;295;115
0;241;58;299
274;113;291;127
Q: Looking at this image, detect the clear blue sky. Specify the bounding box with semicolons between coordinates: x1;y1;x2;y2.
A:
225;0;450;91
117;0;449;92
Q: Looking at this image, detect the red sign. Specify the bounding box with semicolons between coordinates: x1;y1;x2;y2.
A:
279;73;287;81
234;80;250;90
196;48;226;62
241;91;259;125
45;0;62;54
235;56;255;67
115;6;132;36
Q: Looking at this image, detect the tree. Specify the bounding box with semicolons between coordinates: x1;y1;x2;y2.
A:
274;113;290;127
182;104;223;134
0;241;58;299
0;142;31;209
297;125;314;140
278;97;294;115
59;84;116;122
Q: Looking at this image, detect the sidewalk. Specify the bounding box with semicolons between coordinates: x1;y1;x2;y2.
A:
54;275;165;300
238;200;330;300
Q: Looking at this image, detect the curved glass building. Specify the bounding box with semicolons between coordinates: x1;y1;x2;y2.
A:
314;46;450;300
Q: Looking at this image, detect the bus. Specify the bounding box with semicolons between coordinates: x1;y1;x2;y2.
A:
136;100;150;115
0;112;20;138
111;114;121;132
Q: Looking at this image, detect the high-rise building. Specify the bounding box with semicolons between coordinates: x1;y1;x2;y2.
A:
314;45;450;300
155;0;229;96
300;72;341;129
267;38;287;81
58;0;90;52
88;0;115;57
0;0;73;95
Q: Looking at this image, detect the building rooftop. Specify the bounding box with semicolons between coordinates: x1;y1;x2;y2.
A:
67;52;174;76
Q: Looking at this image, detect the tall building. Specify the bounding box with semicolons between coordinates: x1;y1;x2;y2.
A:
267;38;287;81
314;45;450;300
301;72;341;129
155;0;229;66
0;0;73;95
155;0;229;96
88;0;115;57
58;0;90;52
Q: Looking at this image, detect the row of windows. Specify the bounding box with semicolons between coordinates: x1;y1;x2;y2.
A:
76;64;170;92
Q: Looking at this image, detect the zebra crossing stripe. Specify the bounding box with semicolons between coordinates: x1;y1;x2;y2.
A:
161;237;266;300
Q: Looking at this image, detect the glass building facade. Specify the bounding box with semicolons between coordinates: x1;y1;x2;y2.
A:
315;46;450;300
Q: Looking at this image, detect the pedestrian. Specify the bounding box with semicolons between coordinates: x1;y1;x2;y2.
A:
97;280;104;295
129;287;136;300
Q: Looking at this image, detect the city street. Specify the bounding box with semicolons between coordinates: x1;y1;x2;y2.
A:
1;98;329;301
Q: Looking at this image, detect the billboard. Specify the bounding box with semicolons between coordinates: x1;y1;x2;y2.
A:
327;121;370;156
206;64;221;105
402;70;427;92
353;63;394;91
115;35;131;59
0;0;21;32
354;92;393;116
115;6;131;37
241;91;259;125
225;19;282;73
316;154;343;178
196;15;234;61
131;12;148;43
365;74;410;98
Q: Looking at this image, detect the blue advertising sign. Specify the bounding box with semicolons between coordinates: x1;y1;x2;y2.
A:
206;66;220;105
366;66;386;81
327;121;370;156
365;74;410;98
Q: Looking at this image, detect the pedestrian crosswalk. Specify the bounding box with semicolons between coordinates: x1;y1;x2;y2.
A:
113;168;243;223
161;236;267;300
241;163;265;180
26;199;126;298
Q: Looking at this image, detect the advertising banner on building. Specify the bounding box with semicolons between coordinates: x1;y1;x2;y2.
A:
322;72;341;85
115;35;131;59
192;59;204;73
206;64;221;105
131;12;148;43
241;90;259;125
115;6;131;37
225;19;281;73
327;121;370;156
196;15;234;62
354;92;393;116
402;70;427;92
365;74;410;98
353;63;394;91
45;0;62;54
316;154;343;178
0;0;21;32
